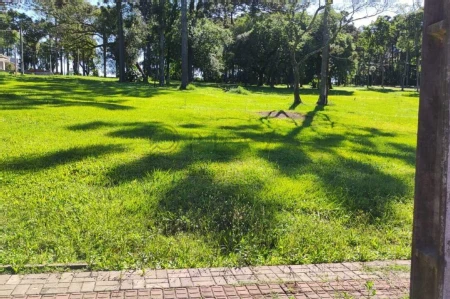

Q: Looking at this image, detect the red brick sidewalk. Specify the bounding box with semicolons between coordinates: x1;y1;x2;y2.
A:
0;261;410;299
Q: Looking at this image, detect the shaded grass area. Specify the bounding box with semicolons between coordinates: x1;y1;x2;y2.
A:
0;73;418;272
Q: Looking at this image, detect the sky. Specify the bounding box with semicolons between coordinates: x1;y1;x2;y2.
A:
352;0;423;26
305;0;423;27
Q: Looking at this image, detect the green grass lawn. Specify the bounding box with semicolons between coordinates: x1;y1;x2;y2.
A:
0;73;418;272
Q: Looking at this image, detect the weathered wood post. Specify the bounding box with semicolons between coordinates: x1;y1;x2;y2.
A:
410;0;450;298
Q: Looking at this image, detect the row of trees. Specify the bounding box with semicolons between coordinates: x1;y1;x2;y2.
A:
0;0;423;106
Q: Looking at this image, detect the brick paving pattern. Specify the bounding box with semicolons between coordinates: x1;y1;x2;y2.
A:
0;260;410;298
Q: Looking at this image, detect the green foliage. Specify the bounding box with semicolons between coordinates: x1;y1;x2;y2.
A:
191;19;231;81
357;11;423;87
0;12;19;50
0;75;417;272
229;13;290;85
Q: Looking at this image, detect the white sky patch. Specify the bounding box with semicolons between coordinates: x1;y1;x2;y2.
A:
304;0;423;27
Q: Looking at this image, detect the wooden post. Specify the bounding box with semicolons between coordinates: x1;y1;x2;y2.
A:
410;0;450;297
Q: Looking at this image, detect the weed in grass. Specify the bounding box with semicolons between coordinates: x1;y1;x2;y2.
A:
227;86;250;95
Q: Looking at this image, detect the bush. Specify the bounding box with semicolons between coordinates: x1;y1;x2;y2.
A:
227;86;250;95
5;62;15;72
310;76;319;89
125;66;142;82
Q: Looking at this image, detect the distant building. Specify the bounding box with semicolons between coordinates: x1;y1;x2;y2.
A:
0;54;11;71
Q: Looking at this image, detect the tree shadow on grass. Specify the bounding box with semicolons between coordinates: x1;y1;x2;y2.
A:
0;76;175;111
219;124;262;131
179;123;205;129
404;92;420;97
68;121;205;133
318;156;408;218
106;140;250;184
236;106;325;147
30;107;412;265
244;86;355;96
64;104;413;222
153;167;282;257
192;83;355;97
12;80;169;99
65;120;250;184
259;142;409;219
67;121;113;131
365;87;399;93
363;142;416;166
107;123;181;141
1;144;125;172
145;117;409;258
0;93;134;111
233;105;410;218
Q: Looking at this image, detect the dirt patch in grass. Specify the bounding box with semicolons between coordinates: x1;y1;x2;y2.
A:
258;110;305;120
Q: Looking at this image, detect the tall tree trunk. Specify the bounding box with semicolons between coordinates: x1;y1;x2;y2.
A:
117;0;126;83
74;50;79;75
188;45;193;82
55;36;58;73
223;5;228;27
166;57;170;85
230;8;234;25
60;48;63;75
159;0;165;86
366;54;370;88
416;56;420;92
103;34;107;77
82;51;85;76
232;64;235;83
66;53;69;75
299;67;303;87
414;30;420;92
258;71;264;86
180;0;188;89
289;49;301;110
143;41;151;83
390;44;394;84
49;38;52;72
401;51;408;91
20;26;24;74
291;64;301;109
317;3;330;106
381;55;385;88
159;35;165;85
